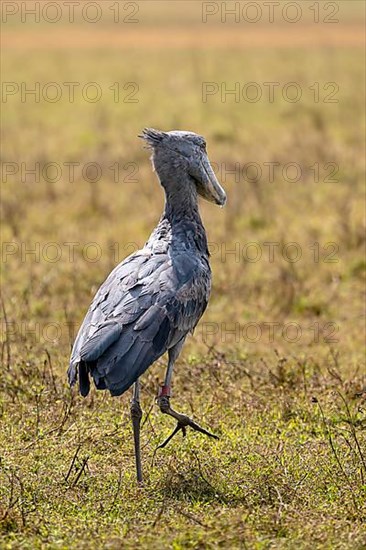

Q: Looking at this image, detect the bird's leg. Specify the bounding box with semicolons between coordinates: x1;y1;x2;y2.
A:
130;379;143;483
156;347;219;449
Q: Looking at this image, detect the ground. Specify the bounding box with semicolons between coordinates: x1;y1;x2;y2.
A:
1;1;365;548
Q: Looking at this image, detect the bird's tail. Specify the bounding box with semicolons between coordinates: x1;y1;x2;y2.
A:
67;361;90;397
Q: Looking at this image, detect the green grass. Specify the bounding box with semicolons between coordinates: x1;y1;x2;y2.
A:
1;12;365;550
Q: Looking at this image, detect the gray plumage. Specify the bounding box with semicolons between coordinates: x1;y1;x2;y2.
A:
68;128;226;398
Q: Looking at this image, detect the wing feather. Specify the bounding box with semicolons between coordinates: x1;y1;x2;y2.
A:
68;248;210;396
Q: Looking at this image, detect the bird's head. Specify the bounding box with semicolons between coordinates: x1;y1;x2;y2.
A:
139;128;226;207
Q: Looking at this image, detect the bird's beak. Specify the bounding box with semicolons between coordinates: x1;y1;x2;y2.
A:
197;154;227;206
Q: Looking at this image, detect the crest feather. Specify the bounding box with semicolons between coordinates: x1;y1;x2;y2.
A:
138;128;165;148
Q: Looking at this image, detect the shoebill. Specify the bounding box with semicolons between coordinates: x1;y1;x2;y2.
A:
68;128;226;483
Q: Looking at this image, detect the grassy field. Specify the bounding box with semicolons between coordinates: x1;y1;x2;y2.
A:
1;2;365;548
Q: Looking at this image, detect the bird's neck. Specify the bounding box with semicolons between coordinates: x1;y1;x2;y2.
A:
150;174;209;256
161;175;201;223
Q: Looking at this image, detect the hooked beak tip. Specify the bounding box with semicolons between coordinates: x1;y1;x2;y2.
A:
219;195;227;207
214;186;227;207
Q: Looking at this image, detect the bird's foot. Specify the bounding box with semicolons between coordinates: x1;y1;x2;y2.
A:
156;389;219;450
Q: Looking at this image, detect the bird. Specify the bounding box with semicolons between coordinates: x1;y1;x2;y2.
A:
68;128;226;483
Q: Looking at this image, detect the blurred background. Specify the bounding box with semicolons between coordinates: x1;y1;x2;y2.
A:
1;1;365;547
2;0;365;359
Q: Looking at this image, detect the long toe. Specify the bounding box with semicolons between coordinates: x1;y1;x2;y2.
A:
157;416;218;450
